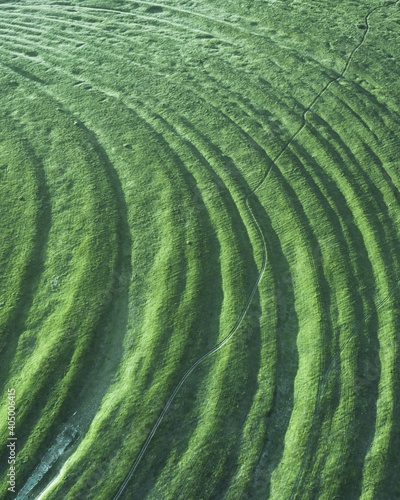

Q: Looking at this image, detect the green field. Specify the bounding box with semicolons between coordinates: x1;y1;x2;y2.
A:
0;0;400;498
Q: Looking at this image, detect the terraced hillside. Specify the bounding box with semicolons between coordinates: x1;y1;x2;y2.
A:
0;0;400;498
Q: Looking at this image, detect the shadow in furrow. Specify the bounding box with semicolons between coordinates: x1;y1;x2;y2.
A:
287;121;397;496
115;106;261;499
362;141;400;207
306;113;400;276
106;1;400;498
284;138;380;498
59;113;133;412
12;100;132;496
248;194;298;500
0;115;51;395
377;309;400;499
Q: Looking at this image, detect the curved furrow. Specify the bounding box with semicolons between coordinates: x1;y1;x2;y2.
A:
0;2;349;111
82;1;344;105
130;84;376;498
358;299;400;499
120;103;260;359
0;33;302;204
1;0;390;90
255;158;351;498
311;87;400;498
305;112;400;284
97;106;264;499
0;111;50;394
3;0;368;154
107;97;280;496
323;90;381;143
295;113;400;290
250;3;400;496
101;120;275;500
180;0;385;71
317;84;400;216
257;4;400;497
0;9;311;146
26;69;268;498
248;175;348;498
113;0;278;37
344;2;400;115
294;51;397;500
105;109;275;499
292;280;400;500
290;111;396;440
7;4;239;47
91;0;375;88
281;131;395;498
341;46;400;491
0;21;303;148
0;8;184;43
0;19;109;48
42;2;286;48
363;309;400;500
130;297;264;499
217;207;279;500
324;77;400;153
248;194;311;499
282;140;379;498
0;72;125;497
51;60;264;300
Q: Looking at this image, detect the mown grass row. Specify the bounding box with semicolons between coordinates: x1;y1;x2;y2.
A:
0;11;284;496
259;73;400;498
0;113;46;390
32;80;272;499
32;39;288;496
7;3;396;496
0;8;296;500
0;71;123;497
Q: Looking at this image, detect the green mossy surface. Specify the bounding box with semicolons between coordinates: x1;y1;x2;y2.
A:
0;1;399;499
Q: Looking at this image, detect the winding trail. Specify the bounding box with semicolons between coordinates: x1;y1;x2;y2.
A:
113;2;400;499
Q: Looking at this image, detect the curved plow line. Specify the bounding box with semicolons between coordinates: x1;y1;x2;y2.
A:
0;29;162;94
0;21;297;195
4;4;357;114
39;0;282;44
0;39;271;208
28;4;234;46
289;3;400;498
0;39;273;207
0;10;177;56
112;2;400;498
111;215;267;499
0;9;180;45
0;8;181;44
289;281;399;499
1;7;355;129
6;52;261;499
13;1;393;497
0;18;94;46
0;27;305;151
123;0;285;43
127;0;257;32
1;44;268;163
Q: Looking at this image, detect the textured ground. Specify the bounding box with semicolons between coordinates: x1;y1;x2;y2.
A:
0;1;400;499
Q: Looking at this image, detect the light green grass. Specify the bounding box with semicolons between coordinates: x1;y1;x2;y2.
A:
0;1;399;499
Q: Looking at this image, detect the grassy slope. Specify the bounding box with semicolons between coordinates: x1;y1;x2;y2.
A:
0;0;399;499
